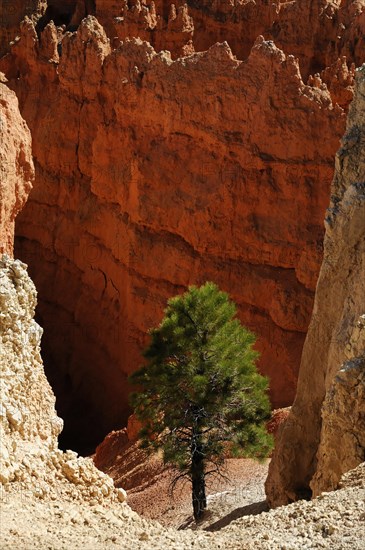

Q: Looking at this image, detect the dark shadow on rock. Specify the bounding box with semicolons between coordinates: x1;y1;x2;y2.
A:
177;516;196;530
204;500;269;531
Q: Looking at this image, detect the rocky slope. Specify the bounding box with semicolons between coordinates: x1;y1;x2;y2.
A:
0;10;355;451
266;64;365;507
1;453;364;549
0;254;127;505
0;78;34;256
93;422;271;527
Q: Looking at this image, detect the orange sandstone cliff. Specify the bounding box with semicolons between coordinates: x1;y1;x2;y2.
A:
0;2;363;451
0;78;34;256
41;1;365;78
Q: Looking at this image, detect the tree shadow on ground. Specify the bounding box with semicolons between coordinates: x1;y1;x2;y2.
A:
177;499;268;531
204;499;269;531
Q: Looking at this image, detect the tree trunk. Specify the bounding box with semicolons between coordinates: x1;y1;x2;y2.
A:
191;439;206;521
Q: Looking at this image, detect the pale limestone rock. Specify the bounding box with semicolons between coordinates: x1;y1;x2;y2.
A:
0;254;126;505
0;255;58;483
265;64;365;507
310;343;365;495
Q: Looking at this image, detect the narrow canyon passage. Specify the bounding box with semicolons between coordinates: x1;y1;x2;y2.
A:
4;12;351;454
14;198;307;454
1;5;365;549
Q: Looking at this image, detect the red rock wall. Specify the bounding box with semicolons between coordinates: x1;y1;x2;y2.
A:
3;1;361;73
0;78;34;256
94;0;365;77
0;0;47;56
0;2;363;452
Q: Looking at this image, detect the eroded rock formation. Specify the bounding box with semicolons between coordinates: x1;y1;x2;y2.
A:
0;1;45;56
2;2;364;72
311;337;365;497
89;1;365;74
0;0;363;451
0;14;350;451
0;255;59;484
0;254;127;504
265;65;365;506
0;79;34;256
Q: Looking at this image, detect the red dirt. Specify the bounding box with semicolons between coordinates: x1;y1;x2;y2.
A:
94;428;270;528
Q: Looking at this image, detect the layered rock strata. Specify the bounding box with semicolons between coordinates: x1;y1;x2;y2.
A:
0;15;351;450
266;64;365;506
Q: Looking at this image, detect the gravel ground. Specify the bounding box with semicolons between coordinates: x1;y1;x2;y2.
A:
127;458;270;529
1;463;364;549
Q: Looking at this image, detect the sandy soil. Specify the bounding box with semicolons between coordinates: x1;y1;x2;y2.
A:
127;456;270;529
94;428;271;528
1;463;364;549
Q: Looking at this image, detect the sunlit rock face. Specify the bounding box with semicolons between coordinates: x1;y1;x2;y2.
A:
0;80;34;256
266;65;365;507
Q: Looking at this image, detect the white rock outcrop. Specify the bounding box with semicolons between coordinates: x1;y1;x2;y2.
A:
0;254;126;504
310;316;365;496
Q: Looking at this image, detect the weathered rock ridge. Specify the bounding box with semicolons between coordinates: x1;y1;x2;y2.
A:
0;1;47;57
0;254;127;505
1;9;359;450
266;64;365;506
0;79;34;256
2;2;364;88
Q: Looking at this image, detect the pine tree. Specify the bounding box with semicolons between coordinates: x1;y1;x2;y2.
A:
129;282;273;521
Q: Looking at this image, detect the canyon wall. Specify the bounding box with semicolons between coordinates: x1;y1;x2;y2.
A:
1;16;348;452
0;75;122;492
266;65;365;506
0;79;34;255
0;2;363;451
0;0;47;56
